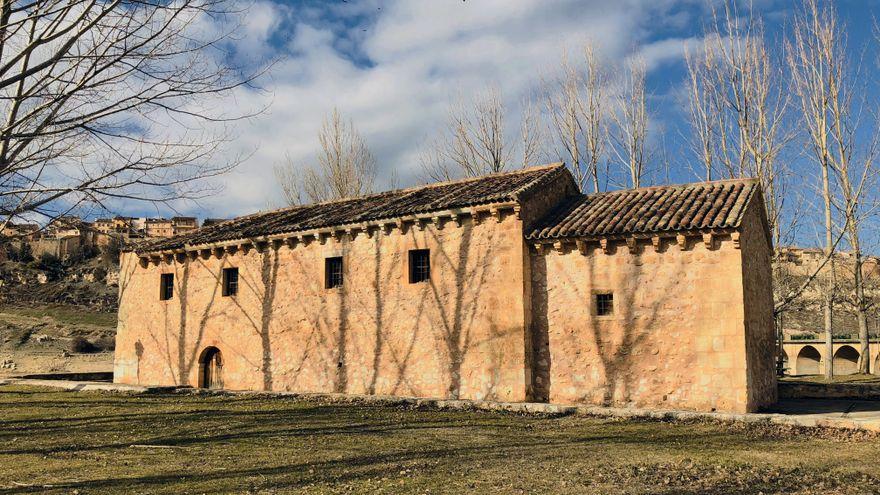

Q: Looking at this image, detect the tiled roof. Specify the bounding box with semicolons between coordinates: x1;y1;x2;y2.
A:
131;163;569;254
526;178;759;240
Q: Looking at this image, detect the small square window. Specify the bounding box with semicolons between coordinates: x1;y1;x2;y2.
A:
159;273;174;301
222;267;239;297
595;293;614;316
325;257;343;289
409;249;430;283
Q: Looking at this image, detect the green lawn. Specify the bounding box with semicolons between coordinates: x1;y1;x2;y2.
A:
0;304;116;328
1;386;879;495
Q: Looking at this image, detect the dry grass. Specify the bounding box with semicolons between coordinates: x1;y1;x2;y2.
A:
1;386;879;494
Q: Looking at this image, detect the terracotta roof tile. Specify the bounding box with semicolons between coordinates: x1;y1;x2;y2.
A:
526;178;759;240
131;163;568;254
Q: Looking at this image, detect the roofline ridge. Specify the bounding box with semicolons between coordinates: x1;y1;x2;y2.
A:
238;162;567;218
584;177;759;197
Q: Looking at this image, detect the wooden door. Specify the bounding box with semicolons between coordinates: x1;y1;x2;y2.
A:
202;348;223;389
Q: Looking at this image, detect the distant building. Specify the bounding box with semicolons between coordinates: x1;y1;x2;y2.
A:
171;217;198;236
144;218;174;238
0;221;40;240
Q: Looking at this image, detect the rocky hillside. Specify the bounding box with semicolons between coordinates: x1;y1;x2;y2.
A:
0;244;119;311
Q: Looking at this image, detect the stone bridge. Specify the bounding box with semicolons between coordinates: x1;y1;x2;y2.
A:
782;340;880;376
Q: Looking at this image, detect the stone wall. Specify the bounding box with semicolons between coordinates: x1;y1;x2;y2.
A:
115;209;535;402
739;195;778;410
529;231;764;413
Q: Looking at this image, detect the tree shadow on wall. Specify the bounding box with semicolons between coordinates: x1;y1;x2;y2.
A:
531;238;696;406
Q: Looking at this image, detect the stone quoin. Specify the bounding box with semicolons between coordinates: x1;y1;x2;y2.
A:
113;163;776;413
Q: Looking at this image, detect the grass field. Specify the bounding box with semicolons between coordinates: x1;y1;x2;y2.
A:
1;386;879;494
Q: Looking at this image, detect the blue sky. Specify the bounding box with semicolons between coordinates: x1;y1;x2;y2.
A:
120;0;879;248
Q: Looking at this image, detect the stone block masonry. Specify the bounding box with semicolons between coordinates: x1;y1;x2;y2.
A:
114;163;776;413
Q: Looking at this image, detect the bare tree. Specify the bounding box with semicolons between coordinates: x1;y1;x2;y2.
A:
686;4;790;243
685;41;721;181
0;0;265;231
544;45;607;192
609;57;649;188
787;0;869;378
421;87;542;182
275;108;377;205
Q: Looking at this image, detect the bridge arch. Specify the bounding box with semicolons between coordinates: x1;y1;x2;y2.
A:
833;345;860;376
795;346;821;375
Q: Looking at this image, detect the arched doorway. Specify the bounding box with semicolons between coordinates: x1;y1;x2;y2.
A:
833;345;860;376
199;347;223;389
796;346;821;375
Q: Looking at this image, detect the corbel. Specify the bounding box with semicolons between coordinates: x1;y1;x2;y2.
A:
731;231;741;249
576;239;588;255
174;252;186;264
432;216;442;230
676;234;687;250
138;257;149;268
626;237;638;254
285;237;298;249
200;249;211;260
150;255;161;266
395;218;407;234
187;251;198;262
213;247;225;259
382;223;394;236
255;240;269;253
224;245;238;256
534;243;547;255
272;239;283;251
163;254;173;264
415;218;426;231
702;233;714;250
651;236;662;253
317;232;328;245
344;227;357;240
553;240;565;253
490;207;502;223
600;238;610;254
451;213;463;228
513;205;522;220
470;208;482;225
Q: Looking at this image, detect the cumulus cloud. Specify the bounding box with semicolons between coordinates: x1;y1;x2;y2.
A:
147;0;728;219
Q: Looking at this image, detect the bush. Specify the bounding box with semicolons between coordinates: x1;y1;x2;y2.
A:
94;335;115;352
34;253;64;281
790;333;818;340
69;336;98;353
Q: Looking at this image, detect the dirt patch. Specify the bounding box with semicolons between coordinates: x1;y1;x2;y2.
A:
0;305;115;377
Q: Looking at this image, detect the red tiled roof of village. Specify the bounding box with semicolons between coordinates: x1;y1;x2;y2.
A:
526;178;760;240
130;163;569;254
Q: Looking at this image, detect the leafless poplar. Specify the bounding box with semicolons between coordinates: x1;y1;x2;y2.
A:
609;57;649;189
544;45;607;192
275;108;376;205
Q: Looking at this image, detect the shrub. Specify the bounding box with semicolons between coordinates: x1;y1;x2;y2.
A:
69;336;98;353
35;253;64;280
94;335;116;352
790;333;818;340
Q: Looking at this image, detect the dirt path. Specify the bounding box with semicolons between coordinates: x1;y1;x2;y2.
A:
0;305;115;377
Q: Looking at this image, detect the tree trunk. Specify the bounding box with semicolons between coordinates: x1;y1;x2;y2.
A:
853;248;870;374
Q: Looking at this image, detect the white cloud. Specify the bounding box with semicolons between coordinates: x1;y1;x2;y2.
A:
151;0;713;219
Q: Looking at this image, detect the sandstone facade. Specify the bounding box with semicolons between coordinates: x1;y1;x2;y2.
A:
114;164;776;413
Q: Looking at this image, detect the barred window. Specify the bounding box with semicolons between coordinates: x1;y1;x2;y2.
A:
222;267;239;297
325;257;343;289
409;249;430;283
160;273;174;301
595;293;614;316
